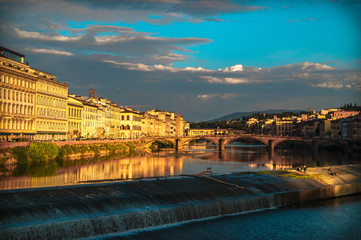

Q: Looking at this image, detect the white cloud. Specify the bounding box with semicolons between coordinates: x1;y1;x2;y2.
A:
183;66;209;72
27;48;74;56
311;82;344;90
152;53;187;62
201;76;251;84
103;60;360;90
197;93;239;101
103;60;212;72
15;28;82;42
197;94;219;101
102;61;155;71
222;64;243;72
300;61;335;71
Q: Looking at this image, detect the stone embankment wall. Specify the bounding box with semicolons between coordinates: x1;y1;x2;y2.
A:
0;165;360;239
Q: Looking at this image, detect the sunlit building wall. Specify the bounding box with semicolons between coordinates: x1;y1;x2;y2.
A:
120;108;142;139
67;96;83;140
175;113;187;137
0;46;69;141
0;48;37;141
35;73;68;141
141;113;166;137
81;101;98;139
110;103;121;139
186;129;215;136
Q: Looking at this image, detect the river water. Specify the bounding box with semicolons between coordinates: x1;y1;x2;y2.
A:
1;142;360;239
0;142;360;190
107;194;361;240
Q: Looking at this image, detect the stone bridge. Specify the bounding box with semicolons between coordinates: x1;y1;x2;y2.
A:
143;134;318;152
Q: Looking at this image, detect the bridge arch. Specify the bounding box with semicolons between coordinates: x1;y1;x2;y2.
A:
223;137;268;147
144;139;177;149
180;137;219;147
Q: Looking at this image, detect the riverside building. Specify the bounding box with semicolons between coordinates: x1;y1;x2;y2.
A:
81;100;98;139
67;95;83;140
120;108;142;139
0;46;68;141
35;70;68;141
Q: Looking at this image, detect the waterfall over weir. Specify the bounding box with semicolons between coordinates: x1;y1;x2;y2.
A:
1;170;360;240
1;195;275;239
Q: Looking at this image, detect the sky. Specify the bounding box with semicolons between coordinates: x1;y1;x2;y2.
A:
0;0;360;121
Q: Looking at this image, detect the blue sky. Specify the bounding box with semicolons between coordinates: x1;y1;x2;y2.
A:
0;0;360;121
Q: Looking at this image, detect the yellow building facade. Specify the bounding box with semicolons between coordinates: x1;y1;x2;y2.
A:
110;103;122;139
120;108;142;139
81;101;98;139
0;48;37;141
141;113;165;137
67;96;83;140
35;73;68;141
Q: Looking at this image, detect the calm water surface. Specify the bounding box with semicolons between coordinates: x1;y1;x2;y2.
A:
0;143;360;190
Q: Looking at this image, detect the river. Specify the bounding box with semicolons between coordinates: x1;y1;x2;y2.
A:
0;142;360;190
106;194;361;240
1;142;360;239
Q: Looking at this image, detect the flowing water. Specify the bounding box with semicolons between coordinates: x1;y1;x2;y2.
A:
107;194;361;240
0;142;360;190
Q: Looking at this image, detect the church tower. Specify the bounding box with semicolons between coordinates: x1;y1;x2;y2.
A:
89;84;95;99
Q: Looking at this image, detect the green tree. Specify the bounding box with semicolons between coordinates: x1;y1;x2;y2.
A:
27;142;59;163
12;147;30;164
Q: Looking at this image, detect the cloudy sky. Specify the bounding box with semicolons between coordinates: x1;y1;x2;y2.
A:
1;0;360;121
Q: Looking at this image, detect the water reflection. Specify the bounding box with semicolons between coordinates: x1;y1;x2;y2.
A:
0;143;359;190
0;155;184;190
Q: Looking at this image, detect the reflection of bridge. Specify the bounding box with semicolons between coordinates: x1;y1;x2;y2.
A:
143;134;319;152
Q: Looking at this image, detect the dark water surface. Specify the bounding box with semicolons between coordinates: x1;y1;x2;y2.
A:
0;143;360;190
104;194;361;240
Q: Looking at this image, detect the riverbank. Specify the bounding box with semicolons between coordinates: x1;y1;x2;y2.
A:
0;165;360;239
0;140;146;165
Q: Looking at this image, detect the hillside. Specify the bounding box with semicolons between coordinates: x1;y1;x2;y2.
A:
210;109;305;121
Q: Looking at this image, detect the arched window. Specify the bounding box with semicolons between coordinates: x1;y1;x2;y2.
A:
126;125;130;130
126;115;130;121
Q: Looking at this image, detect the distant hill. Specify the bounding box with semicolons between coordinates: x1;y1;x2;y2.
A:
210;109;305;121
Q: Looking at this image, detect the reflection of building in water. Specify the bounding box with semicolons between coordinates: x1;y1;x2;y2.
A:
0;157;184;190
248;162;293;171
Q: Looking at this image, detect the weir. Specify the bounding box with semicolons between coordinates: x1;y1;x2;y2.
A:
1;165;361;239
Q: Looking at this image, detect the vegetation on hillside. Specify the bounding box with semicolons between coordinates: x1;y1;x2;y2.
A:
340;103;361;111
190;111;306;130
